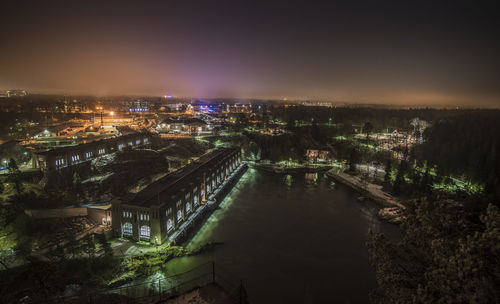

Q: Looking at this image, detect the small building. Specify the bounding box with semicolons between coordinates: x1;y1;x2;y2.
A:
111;148;242;244
158;117;209;134
305;149;330;162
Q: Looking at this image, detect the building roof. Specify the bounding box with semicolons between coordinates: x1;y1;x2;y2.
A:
163;117;207;125
34;132;150;157
122;148;238;207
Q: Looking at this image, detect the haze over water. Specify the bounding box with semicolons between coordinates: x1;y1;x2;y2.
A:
165;169;400;303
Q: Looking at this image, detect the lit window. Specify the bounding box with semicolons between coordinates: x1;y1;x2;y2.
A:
140;225;150;239
166;208;172;216
122;222;133;236
193;195;198;206
136;140;140;145
185;203;191;214
177;210;183;221
166;219;173;231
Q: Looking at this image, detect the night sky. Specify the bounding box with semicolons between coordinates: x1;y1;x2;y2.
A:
1;0;499;106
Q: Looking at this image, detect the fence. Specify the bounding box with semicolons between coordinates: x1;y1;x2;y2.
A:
41;261;249;304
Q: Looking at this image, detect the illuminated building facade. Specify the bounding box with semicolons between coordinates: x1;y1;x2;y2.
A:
111;148;243;244
33;133;151;170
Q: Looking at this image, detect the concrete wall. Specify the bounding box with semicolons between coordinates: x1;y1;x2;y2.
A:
25;206;112;224
25;207;88;219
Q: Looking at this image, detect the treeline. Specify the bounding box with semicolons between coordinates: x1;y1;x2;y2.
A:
271;106;484;130
416;112;500;198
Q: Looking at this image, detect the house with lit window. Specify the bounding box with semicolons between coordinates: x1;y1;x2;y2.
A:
32;133;151;170
111;148;243;244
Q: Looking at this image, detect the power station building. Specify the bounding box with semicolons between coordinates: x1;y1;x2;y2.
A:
111;148;243;244
33;133;151;170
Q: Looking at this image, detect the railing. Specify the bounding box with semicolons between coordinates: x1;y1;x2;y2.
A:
39;261;249;304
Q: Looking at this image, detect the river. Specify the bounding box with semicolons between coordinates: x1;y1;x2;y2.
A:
163;168;400;303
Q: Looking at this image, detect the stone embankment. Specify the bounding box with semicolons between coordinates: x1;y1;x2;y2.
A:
326;169;405;224
248;162;333;173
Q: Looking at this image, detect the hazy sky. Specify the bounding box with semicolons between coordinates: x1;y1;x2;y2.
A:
1;0;499;106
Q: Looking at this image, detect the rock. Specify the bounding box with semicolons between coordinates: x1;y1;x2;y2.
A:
378;207;404;224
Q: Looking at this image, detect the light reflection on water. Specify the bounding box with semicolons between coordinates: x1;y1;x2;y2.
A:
163;169;400;303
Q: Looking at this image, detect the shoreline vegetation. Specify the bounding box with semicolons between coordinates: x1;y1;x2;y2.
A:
249;161;405;224
247;161;334;173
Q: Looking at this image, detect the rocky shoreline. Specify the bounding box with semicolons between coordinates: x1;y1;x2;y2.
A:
248;162;333;174
326;169;405;224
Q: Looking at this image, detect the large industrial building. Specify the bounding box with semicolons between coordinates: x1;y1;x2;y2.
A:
111;148;243;244
33;133;151;170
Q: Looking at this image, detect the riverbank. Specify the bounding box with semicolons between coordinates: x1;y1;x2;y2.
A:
248;161;334;173
326;169;405;209
167;163;248;245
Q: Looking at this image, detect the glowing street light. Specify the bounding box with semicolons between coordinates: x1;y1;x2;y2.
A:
110;111;115;116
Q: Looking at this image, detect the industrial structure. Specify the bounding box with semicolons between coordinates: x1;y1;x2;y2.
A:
111;148;244;244
32;133;151;170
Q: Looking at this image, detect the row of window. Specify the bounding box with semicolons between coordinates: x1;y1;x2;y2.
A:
120;152;240;241
122;222;151;239
54;137;150;169
123;211;133;218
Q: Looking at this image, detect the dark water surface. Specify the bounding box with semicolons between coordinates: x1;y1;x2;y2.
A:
165;169;400;303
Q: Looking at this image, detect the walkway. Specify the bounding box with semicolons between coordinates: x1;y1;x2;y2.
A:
327;169;405;208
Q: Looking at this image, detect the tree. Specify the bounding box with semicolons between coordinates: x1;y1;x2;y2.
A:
97;233;113;258
419;166;432;194
393;161;407;196
384;160;392;185
348;148;359;172
72;172;82;193
363;122;373;142
368;200;500;303
7;158;23;195
84;235;95;259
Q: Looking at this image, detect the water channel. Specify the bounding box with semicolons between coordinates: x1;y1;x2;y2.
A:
161;168;400;303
